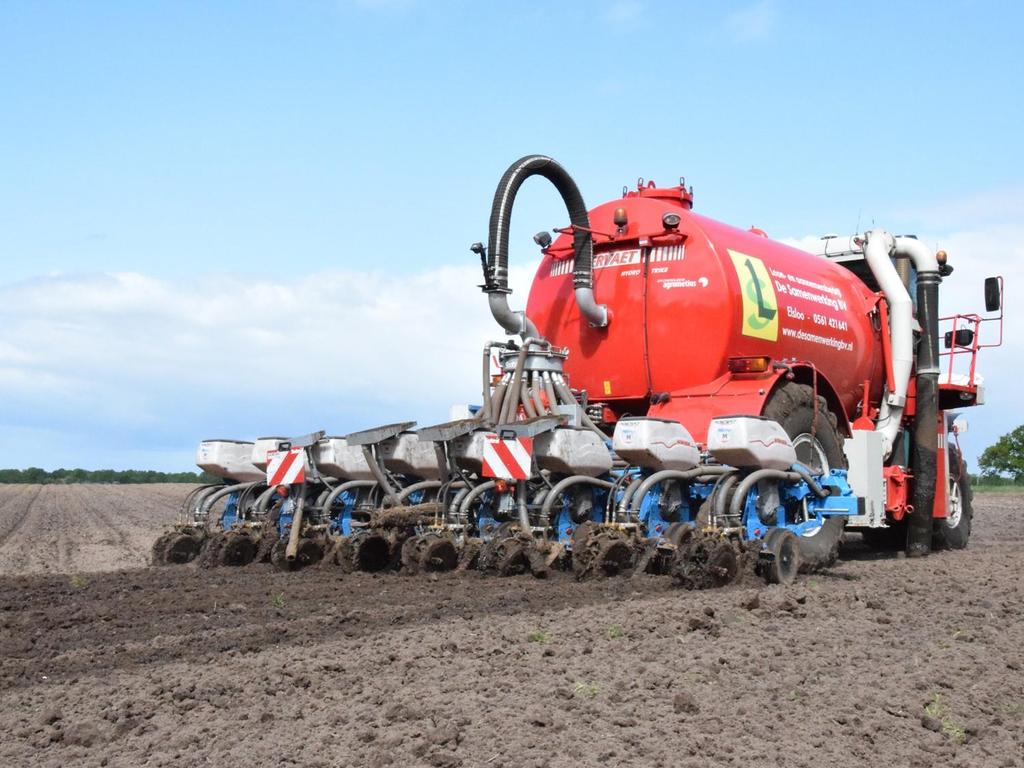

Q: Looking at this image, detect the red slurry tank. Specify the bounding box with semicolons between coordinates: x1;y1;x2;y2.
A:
526;181;886;442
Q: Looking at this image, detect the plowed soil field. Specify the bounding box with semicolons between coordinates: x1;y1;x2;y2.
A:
0;484;1021;767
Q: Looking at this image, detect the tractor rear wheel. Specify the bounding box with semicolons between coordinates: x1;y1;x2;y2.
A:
762;382;846;572
933;444;973;550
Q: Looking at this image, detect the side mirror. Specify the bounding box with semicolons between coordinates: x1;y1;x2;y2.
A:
944;328;975;349
985;276;1001;312
952;416;969;436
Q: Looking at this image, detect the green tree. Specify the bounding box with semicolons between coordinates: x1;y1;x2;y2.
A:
978;425;1024;482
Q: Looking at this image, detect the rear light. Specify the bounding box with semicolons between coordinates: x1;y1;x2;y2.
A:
727;356;772;374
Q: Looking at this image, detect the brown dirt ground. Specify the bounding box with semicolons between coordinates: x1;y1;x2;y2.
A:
0;486;1021;767
0;484;187;575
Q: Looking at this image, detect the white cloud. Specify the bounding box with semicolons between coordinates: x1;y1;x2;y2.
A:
0;260;539;469
726;0;776;42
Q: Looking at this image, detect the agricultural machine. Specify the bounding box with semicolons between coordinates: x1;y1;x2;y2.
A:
152;154;1003;586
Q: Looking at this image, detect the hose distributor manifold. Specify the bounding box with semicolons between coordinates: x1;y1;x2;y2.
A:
479;154;610;338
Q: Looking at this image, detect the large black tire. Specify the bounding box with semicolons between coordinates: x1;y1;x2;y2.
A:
762;382;846;572
861;522;907;550
932;443;973;550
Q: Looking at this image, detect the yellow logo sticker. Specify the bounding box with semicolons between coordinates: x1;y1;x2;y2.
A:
728;250;778;341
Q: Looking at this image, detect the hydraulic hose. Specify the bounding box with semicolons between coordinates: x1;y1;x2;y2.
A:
539;476;616;522
179;484;219;524
255;485;279;519
489;380;508;426
499;344;531;424
552;377;607;439
529;372;548;415
322;480;377;515
712;471;742;523
519;381;538;419
789;464;831;499
630;467;730;517
616;476;646;519
200;481;260;531
728;469;801;521
485;155;608;336
397;480;443;504
459;480;497;518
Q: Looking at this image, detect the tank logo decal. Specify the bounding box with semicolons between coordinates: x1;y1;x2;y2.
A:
547;245;685;277
728;250;779;342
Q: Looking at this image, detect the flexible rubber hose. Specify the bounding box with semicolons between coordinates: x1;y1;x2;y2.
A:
908;271;942;556
488;155;593;293
728;469;801;520
397;480;443;504
459;480;497;518
322;480;377;515
630;468;730;517
539;476;616;521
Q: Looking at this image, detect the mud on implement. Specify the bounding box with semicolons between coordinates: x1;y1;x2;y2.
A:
154;154;1003;587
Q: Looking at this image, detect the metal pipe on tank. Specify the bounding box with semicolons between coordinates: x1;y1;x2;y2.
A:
862;230;913;460
480;344;494;422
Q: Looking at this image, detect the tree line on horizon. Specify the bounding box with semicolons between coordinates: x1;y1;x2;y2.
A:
0;467;221;484
2;424;1023;486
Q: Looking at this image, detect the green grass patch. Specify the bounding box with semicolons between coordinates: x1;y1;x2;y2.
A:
527;629;551;644
925;694;966;744
574;681;599;699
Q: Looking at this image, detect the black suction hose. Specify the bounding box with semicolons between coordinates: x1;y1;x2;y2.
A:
907;271;941;556
484;155;608;334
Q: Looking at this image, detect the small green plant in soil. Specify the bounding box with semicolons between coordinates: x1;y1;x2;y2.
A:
606;625;626;639
527;629;551;644
574;681;599;699
925;694;966;744
69;574;88;589
271;593;286;609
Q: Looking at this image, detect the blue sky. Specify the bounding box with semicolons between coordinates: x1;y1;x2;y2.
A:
1;0;1022;471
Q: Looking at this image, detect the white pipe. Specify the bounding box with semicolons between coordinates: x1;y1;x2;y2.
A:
894;236;939;273
862;229;913;459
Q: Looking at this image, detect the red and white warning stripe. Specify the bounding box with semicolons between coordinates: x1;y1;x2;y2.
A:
481;433;533;481
267;447;306;486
